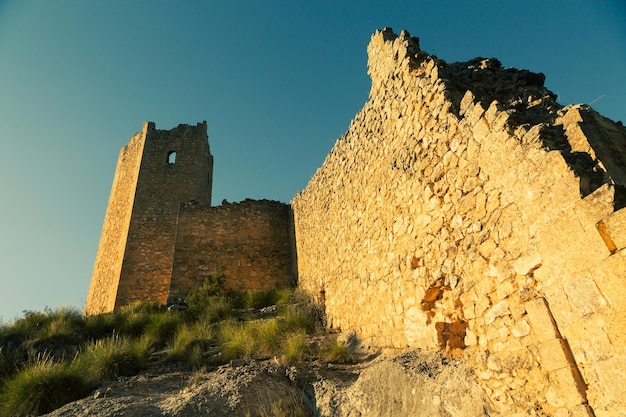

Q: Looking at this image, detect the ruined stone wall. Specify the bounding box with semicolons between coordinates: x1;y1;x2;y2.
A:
85;129;145;315
292;29;626;416
86;122;213;314
169;199;294;298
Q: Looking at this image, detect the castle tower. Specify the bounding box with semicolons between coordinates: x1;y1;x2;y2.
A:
85;121;213;315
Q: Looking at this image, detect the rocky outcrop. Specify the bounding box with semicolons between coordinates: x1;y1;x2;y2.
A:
44;350;497;417
313;350;498;417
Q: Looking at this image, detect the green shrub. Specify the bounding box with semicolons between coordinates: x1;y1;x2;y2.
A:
145;312;183;346
190;319;217;341
217;320;256;361
168;323;195;362
75;335;151;382
273;290;320;334
198;296;233;323
272;288;294;305
117;311;152;338
125;302;161;314
0;356;89;417
253;385;309;417
0;347;14;379
168;320;217;365
4;310;49;339
280;304;316;334
281;331;308;365
188;273;225;300
84;311;123;339
254;318;282;355
186;272;228;318
186;344;203;368
233;288;295;310
216;318;298;362
236;290;276;309
36;307;84;344
322;338;356;364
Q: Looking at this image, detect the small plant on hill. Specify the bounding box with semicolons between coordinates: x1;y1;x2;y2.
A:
235;289;291;309
0;355;89;417
117;309;152;338
145;311;184;345
218;320;257;361
281;331;308;365
37;307;83;341
248;385;310;417
186;271;229;319
322;337;357;364
74;334;152;382
168;321;216;366
2;310;49;339
83;310;123;339
280;302;317;333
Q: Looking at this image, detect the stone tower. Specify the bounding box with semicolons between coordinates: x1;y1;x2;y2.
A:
85;121;213;315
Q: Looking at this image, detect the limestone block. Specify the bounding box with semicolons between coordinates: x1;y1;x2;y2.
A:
546;366;586;409
559;211;611;267
468;102;486;127
487;354;502;371
538;338;573;372
602;207;626;250
505;338;524;352
459;90;475;116
562;273;607;318
490;109;511;134
513;251;542;276
473;117;491;139
479;239;497;258
591;355;626;414
496;280;516;301
474;294;491;318
589;250;626;309
465;329;478;346
524;298;560;342
462;299;476;320
485;300;511;325
572;184;615;231
403;306;437;347
569;404;595;417
512;320;531;338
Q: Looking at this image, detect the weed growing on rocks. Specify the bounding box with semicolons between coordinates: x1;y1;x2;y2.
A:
0;355;89;417
75;334;152;382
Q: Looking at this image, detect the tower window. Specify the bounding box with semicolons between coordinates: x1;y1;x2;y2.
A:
167;151;177;164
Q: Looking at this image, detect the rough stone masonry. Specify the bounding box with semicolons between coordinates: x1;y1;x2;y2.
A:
291;28;626;416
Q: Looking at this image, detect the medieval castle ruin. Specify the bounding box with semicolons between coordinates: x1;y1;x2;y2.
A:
86;29;626;416
85;122;294;314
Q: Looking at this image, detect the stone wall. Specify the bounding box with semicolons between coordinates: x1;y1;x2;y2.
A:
169;199;294;297
85;128;145;315
291;28;626;416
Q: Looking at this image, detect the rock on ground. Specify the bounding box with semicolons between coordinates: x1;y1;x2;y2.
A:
44;349;501;417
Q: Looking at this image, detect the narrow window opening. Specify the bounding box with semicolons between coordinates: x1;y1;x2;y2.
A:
167;151;177;164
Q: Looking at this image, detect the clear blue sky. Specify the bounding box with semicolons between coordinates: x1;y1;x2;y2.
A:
0;1;624;322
